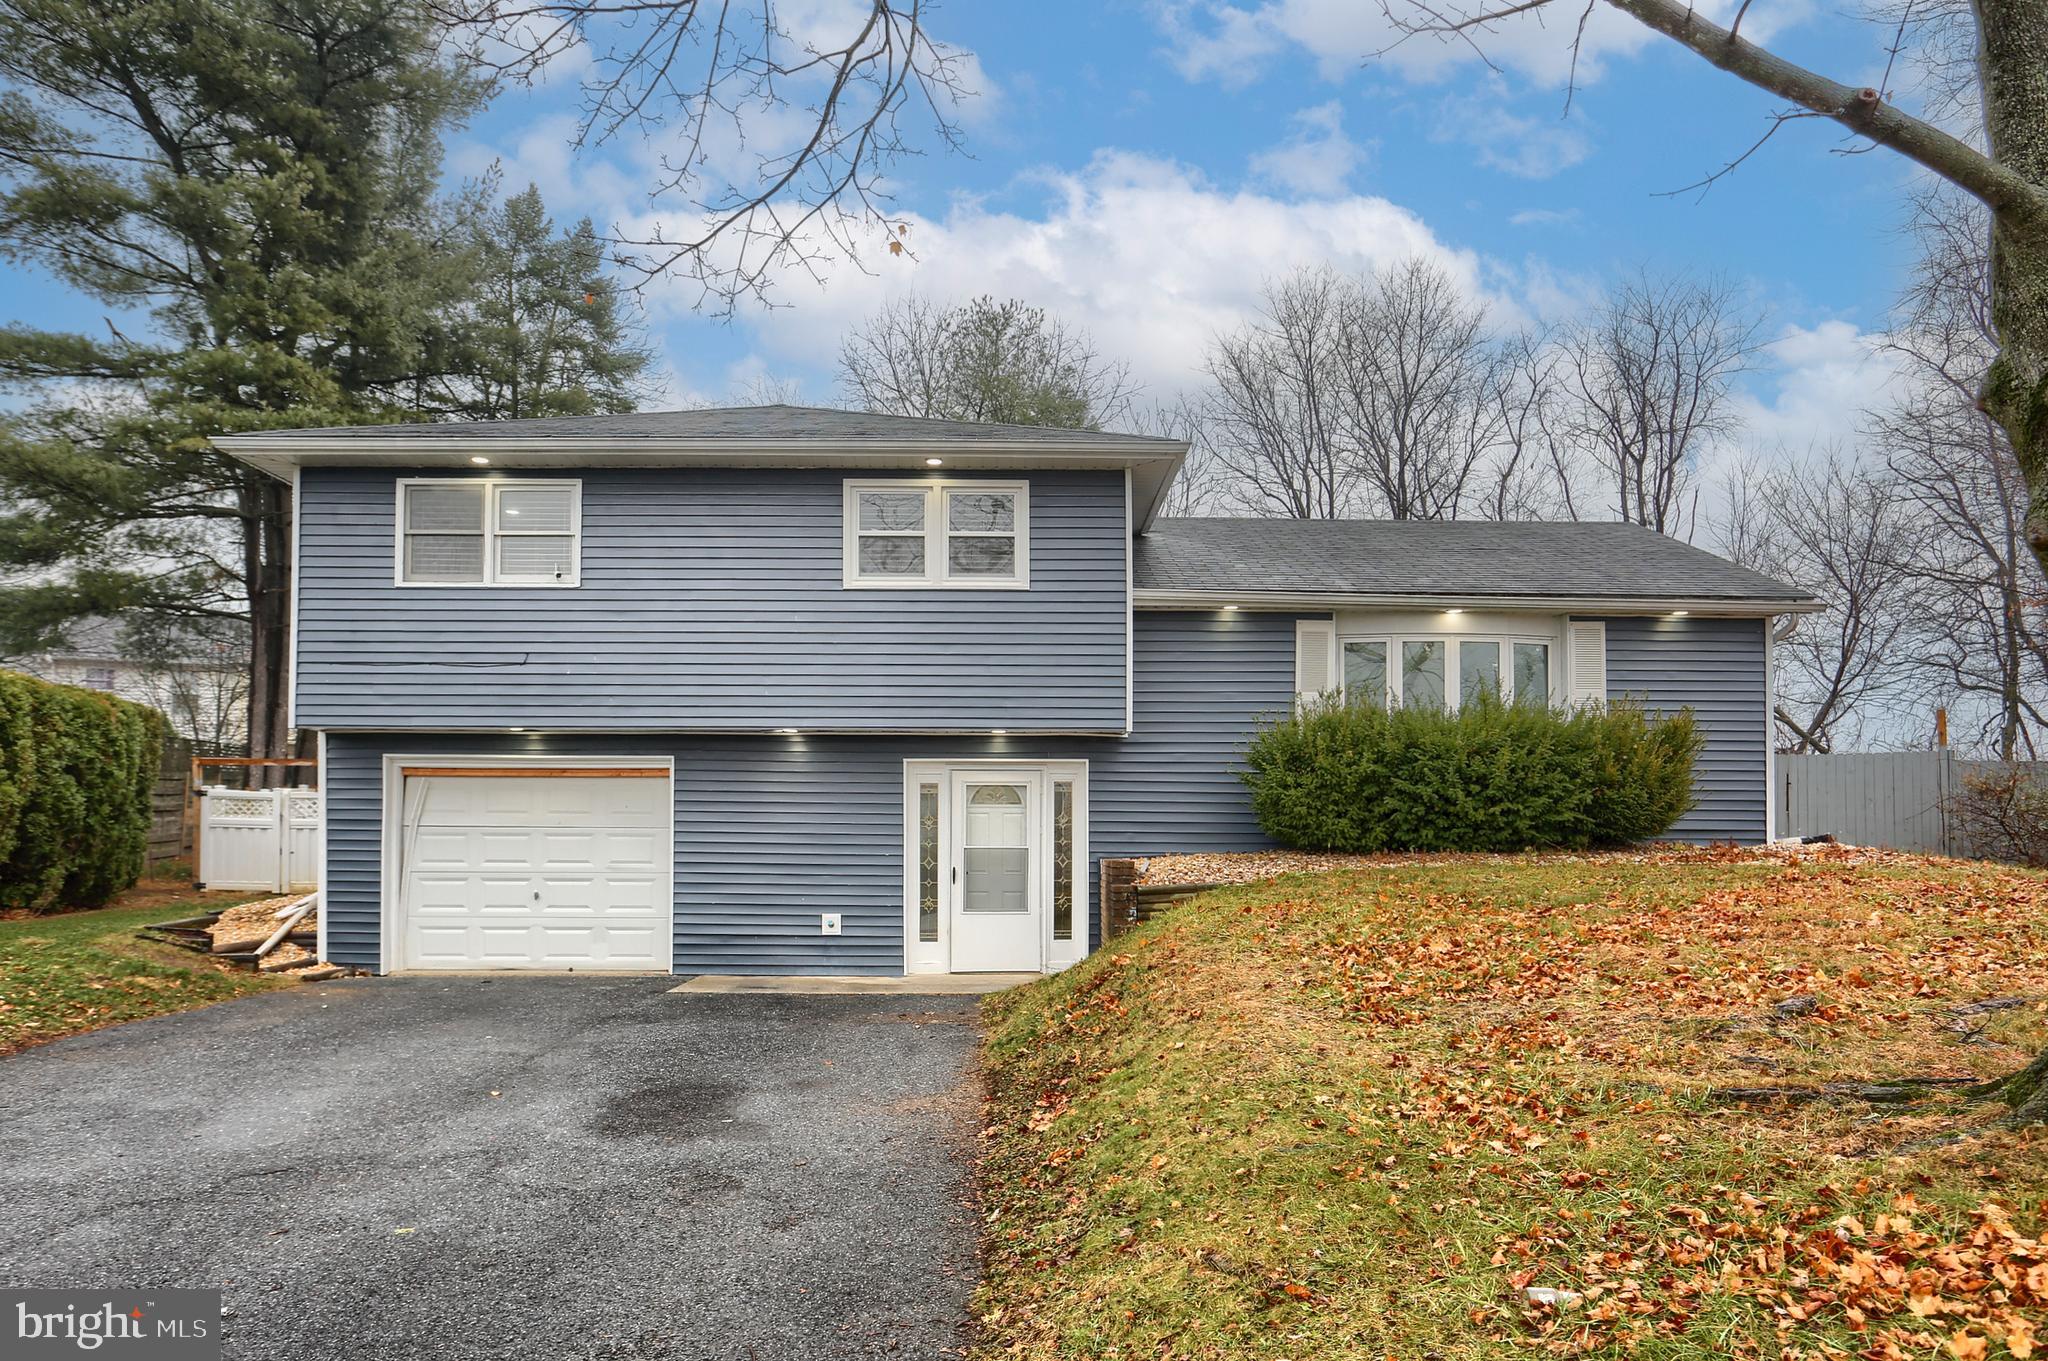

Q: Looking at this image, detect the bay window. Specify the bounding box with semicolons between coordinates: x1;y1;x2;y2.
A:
1341;632;1554;709
1342;640;1388;708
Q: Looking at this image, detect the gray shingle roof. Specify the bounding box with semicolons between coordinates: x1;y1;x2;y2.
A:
239;404;1182;450
1134;518;1815;605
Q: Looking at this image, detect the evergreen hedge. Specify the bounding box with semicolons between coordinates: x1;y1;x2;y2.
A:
1239;693;1702;853
0;670;168;912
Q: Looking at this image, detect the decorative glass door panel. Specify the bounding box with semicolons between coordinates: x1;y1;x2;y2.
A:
948;775;1042;972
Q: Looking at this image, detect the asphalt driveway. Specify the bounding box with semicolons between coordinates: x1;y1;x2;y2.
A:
0;977;984;1359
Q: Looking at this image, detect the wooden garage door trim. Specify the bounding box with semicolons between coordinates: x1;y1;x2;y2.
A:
399;766;668;779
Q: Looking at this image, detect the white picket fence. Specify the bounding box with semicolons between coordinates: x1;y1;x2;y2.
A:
198;787;323;891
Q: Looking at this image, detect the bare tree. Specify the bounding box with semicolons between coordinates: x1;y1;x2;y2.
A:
1202;263;1612;521
122;616;253;756
436;1;970;309
1875;190;2048;759
1121;396;1229;516
1712;453;1924;753
1376;0;2048;608
454;0;2048;614
722;373;810;407
1468;328;1569;521
1333;259;1504;519
1552;272;1763;535
837;295;1137;429
1204;269;1359;517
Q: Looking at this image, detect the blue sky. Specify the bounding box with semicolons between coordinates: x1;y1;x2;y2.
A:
5;0;1930;456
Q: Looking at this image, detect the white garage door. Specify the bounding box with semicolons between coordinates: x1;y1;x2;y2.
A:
397;768;670;971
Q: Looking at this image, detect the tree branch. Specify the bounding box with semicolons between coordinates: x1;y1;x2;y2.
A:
1599;0;2048;217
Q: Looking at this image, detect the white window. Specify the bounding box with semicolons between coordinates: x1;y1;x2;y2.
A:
1341;634;1554;709
396;480;580;587
82;666;116;691
1340;639;1386;708
843;480;1029;588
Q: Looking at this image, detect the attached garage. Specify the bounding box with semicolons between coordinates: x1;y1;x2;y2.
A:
391;763;672;971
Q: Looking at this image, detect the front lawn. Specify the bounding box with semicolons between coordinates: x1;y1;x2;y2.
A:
0;895;282;1055
978;848;2048;1360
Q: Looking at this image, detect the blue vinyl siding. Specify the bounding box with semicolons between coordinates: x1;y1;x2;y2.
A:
1596;615;1769;844
293;466;1128;732
315;609;1772;974
320;610;1298;973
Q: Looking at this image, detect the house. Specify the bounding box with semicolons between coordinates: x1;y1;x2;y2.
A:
216;406;1820;977
5;614;248;750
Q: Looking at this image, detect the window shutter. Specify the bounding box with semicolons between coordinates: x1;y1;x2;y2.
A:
1567;620;1607;707
1295;618;1336;704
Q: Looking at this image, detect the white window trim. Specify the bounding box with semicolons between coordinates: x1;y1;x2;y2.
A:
1339;632;1560;709
394;478;583;588
901;759;1087;976
843;479;1031;589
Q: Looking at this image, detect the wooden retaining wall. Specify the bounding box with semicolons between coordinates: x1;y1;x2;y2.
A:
1099;858;1225;941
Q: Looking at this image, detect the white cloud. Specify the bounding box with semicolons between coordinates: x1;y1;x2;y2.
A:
1431;92;1592;179
448;113;643;215
1249;101;1371;194
1154;1;1290;88
710;150;1493;399
1680;317;1900;511
451;0;990;221
1155;0;1657;90
1508;207;1580;227
1154;0;1815;94
1734;320;1897;456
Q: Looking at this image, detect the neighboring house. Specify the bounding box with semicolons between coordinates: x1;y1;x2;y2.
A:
216;406;1820;978
6;615;248;750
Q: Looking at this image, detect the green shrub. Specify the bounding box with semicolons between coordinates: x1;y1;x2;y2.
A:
1238;692;1702;852
0;670;168;912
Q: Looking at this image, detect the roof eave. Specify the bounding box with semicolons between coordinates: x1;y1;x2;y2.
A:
1133;588;1824;615
212;435;1189;519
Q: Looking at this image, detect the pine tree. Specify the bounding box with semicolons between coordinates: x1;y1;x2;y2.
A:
431;183;653;420
0;0;486;761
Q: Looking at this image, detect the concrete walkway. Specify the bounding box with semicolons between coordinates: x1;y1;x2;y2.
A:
671;972;1036;995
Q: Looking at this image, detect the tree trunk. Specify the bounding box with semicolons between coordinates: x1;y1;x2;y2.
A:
1970;1045;2048;1123
1968;0;2048;1123
242;472;293;776
1976;0;2048;569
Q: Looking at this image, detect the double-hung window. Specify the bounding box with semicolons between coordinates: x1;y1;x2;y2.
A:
844;480;1029;588
398;479;581;586
1342;633;1554;709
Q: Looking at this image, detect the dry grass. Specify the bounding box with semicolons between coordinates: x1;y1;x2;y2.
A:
0;871;252;923
0;896;283;1054
976;848;2048;1360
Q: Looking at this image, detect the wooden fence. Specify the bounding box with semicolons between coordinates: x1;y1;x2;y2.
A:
148;739;191;867
1779;751;2043;855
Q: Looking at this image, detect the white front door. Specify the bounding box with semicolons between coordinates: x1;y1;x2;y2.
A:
947;772;1043;973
